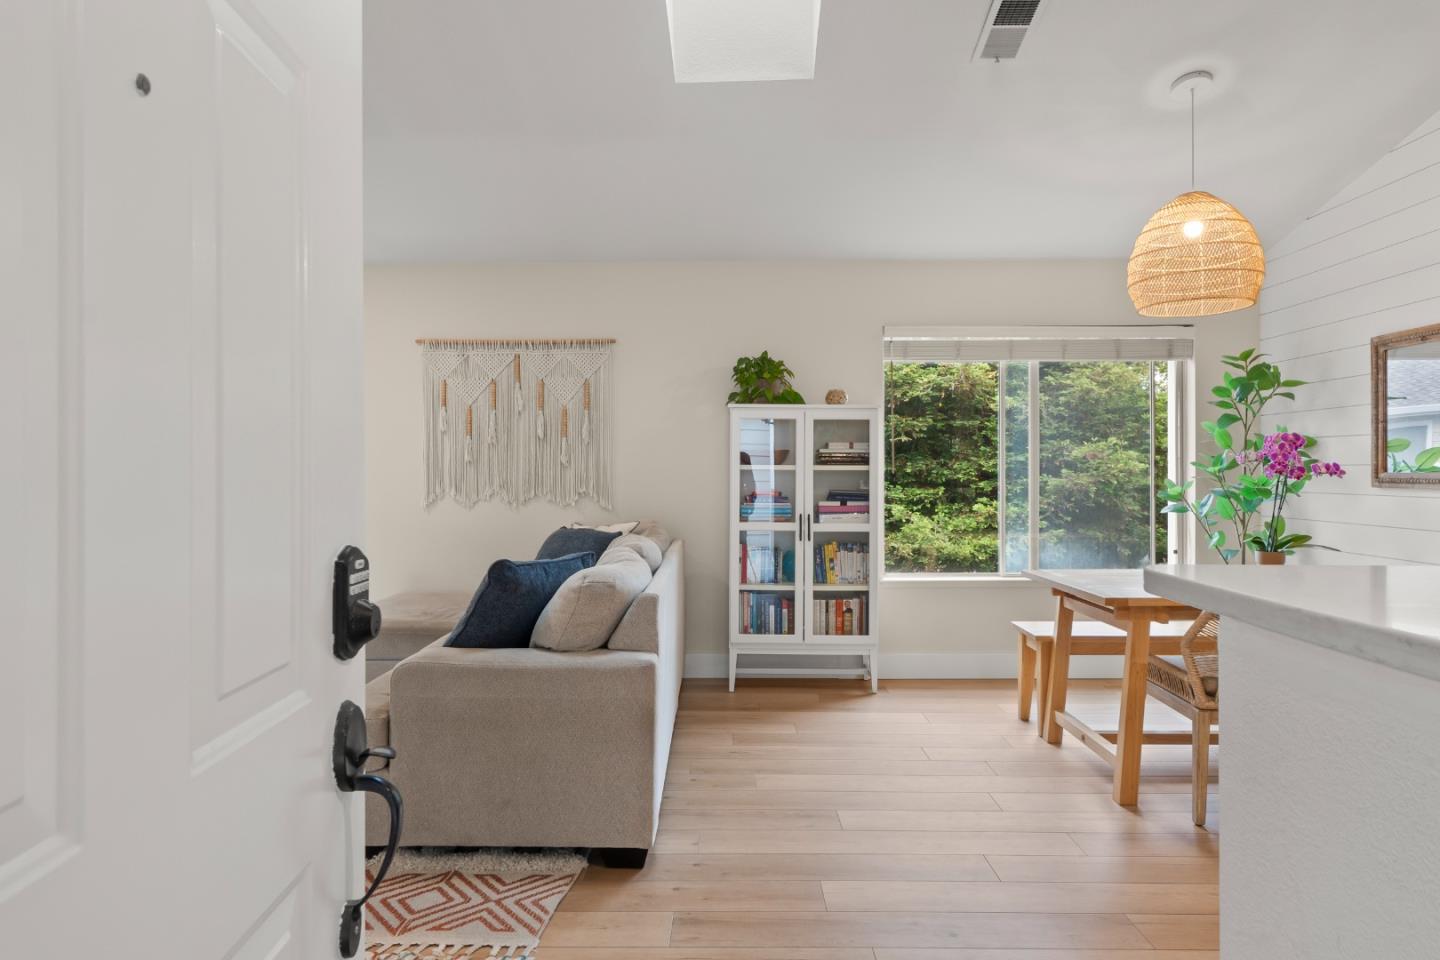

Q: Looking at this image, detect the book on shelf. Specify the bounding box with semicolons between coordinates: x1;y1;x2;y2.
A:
739;543;792;585
816;488;870;522
739;591;793;636
739;489;793;521
816;441;870;465
813;541;870;585
811;595;867;636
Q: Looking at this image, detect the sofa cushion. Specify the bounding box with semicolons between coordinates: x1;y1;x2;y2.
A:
610;533;663;572
447;552;595;649
369;591;470;659
536;526;623;561
531;548;653;652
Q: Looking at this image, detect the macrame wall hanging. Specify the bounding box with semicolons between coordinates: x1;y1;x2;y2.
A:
418;338;615;509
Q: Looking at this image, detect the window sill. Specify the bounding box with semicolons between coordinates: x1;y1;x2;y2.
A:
882;573;1039;586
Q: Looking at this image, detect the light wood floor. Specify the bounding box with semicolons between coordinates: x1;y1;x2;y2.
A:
541;678;1219;959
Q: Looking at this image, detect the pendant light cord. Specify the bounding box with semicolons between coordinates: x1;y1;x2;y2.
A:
1190;87;1196;190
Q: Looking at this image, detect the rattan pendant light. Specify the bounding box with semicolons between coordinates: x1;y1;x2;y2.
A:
1128;71;1264;318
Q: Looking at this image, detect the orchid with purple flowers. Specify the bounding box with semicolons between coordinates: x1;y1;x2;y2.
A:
1242;430;1344;557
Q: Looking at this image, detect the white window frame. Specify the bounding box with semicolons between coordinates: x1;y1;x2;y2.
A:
882;326;1194;581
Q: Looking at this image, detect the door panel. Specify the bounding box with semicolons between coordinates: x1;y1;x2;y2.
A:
802;410;878;644
732;411;804;640
0;0;363;955
0;0;79;892
191;0;308;752
213;0;303;697
227;876;305;960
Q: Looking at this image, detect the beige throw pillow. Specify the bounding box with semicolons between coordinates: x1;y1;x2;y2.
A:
564;520;639;535
610;533;662;572
530;548;653;652
630;519;673;554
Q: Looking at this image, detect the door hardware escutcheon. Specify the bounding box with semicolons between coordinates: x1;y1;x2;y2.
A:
334;546;381;661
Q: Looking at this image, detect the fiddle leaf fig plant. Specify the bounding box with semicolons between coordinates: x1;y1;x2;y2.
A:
728;351;805;404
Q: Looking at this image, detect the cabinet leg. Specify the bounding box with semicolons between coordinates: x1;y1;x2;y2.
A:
728;649;738;693
869;651;879;693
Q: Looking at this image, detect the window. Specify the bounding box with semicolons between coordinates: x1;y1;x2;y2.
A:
883;330;1190;576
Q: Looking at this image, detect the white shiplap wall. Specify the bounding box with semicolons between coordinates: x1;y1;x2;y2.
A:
1259;108;1440;565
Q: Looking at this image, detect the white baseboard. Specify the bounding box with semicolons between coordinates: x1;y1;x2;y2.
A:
684;652;1124;681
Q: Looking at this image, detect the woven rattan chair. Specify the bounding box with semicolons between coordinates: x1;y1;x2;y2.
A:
1146;611;1219;826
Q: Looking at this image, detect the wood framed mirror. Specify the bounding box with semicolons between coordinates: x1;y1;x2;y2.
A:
1372;322;1440;486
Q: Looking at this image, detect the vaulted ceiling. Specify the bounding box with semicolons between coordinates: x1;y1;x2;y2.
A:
364;0;1440;261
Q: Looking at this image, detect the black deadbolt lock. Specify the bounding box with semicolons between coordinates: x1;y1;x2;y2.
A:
333;546;381;661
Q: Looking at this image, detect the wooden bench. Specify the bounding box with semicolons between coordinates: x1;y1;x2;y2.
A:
1015;618;1192;736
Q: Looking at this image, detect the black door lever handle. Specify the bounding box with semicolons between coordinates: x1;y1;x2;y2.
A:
333;700;404;958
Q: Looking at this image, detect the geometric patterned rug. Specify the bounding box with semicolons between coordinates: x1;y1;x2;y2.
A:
364;849;587;960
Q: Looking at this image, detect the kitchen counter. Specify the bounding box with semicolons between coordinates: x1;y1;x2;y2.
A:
1144;563;1440;683
1142;562;1440;960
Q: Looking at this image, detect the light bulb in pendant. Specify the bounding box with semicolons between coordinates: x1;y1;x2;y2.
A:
1182;220;1205;239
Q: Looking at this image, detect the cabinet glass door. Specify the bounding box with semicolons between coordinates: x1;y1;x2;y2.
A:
735;414;801;638
804;414;874;642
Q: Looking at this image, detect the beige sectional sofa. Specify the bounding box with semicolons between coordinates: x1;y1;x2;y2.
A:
364;540;684;865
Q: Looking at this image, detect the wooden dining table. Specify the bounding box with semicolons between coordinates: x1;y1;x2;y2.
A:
1023;568;1201;806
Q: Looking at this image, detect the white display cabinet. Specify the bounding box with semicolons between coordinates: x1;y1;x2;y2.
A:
728;404;881;692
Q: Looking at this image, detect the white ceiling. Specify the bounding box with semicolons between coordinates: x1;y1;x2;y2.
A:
364;0;1440;262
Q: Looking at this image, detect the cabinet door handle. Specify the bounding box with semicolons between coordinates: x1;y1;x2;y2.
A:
333;700;405;958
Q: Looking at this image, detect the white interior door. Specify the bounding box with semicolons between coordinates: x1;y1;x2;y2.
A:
1;0;365;955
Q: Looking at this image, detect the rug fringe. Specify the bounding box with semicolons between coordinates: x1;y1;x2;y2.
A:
368;944;539;959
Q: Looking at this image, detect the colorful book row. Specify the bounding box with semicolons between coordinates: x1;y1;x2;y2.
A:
813;595;868;636
739;591;794;635
815;541;869;585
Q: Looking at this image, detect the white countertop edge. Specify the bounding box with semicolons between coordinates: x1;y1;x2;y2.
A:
1143;565;1440;685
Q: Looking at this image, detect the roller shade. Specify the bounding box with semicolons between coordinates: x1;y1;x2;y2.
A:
884;335;1193;363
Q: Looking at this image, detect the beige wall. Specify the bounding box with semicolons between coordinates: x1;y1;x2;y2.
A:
1260;107;1440;565
365;261;1256;676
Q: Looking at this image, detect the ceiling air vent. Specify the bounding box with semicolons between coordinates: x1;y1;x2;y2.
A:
972;0;1045;62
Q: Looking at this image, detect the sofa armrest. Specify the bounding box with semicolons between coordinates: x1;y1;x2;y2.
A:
610;539;683;656
606;539;684;840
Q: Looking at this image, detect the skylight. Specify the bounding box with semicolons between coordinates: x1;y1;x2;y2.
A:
665;0;822;83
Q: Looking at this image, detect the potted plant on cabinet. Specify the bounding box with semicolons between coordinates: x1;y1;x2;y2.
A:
727;351;805;405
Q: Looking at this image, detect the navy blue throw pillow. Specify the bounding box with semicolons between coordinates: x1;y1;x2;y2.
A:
446;552;595;649
535;526;622;561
